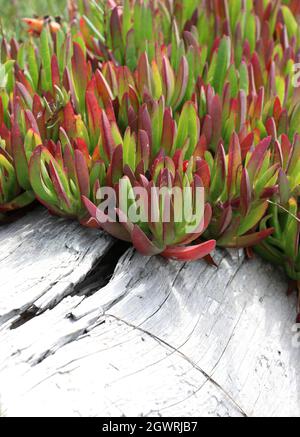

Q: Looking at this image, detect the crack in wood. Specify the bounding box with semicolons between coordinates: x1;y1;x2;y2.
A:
106;313;249;417
72;241;131;298
9;242;130;331
0;211;299;417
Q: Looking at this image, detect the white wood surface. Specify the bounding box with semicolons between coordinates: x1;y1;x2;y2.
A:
0;209;299;417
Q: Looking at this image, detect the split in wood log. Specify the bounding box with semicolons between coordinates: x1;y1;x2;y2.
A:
0;209;299;417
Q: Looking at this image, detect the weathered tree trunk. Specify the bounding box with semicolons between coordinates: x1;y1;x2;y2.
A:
0;208;299;417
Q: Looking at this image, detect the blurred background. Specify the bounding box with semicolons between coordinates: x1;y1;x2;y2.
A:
0;0;67;36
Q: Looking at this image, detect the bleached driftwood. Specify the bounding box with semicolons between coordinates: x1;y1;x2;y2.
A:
0;208;114;329
0;209;299;417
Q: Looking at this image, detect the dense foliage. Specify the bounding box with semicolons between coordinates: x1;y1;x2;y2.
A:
1;0;300;318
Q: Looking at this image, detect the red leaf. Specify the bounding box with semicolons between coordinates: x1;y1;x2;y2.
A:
16;67;34;95
254;87;264;119
75;138;90;166
138;104;152;146
227;132;242;199
161;108;175;156
75;149;90;198
193;135;207;158
251;52;263;90
72;42;88;99
273;140;283;166
63;101;76;137
161;56;175;104
240;133;254;159
266;117;277;138
15;82;33;109
86;83;101;147
202;114;212;144
82;196;131;242
95;69;114;106
195;158;210;188
247;136;271;184
218;205;233;236
51;54;60;91
240;168;251;217
110;6;123;54
100;110;115;163
273;96;282;122
25;109;40;135
107;144;124;186
63;142;76;181
281;134;292;169
137;52;151;96
48;160;71;209
138;130;150;169
161;240;216;261
228;228;275;248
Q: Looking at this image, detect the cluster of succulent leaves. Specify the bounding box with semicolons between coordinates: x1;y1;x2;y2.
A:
1;0;300;314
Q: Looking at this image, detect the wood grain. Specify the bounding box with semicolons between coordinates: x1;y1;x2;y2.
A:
0;210;299;417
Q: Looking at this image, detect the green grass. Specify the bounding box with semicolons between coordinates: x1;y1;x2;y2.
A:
0;0;67;38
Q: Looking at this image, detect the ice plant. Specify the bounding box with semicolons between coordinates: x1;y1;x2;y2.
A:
100;51;192;112
73;0;300;148
201;134;278;248
27;93;199;223
0;0;299;274
255;133;300;320
0;61;42;220
76;1;300;73
78;0;163;67
27;92;216;260
83;152;216;261
29;133;104;225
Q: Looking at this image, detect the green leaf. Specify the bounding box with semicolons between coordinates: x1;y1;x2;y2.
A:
282;5;298;39
229;0;242;33
123;128;136;171
122;0;131;44
283;198;299;260
212;36;231;96
40;27;52;93
244;11;256;53
17;44;26;70
27;42;39;91
173;102;198;159
238;201;268;236
239;61;249;95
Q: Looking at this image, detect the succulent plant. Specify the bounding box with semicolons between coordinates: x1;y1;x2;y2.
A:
29;134;104;225
0;63;43;220
76;1;300;72
69;12;299;155
0;0;299;278
202;134;279;248
26;87;216;261
83;150;216;261
255;133;300;320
